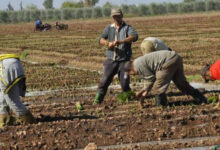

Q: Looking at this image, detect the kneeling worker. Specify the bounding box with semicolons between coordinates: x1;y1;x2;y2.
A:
126;50;207;106
201;59;220;108
0;54;35;128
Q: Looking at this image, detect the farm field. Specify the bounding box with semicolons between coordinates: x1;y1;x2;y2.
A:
0;11;220;149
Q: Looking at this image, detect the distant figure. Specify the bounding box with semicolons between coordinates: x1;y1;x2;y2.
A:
35;18;51;31
35;18;43;31
55;21;68;30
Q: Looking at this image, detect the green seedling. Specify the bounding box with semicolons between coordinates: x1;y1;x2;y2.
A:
76;102;83;111
207;96;218;105
116;91;135;103
20;51;28;60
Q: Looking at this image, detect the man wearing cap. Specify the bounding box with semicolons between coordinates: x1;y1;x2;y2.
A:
127;50;207;106
201;59;220;108
94;8;138;104
0;54;35;128
140;37;171;55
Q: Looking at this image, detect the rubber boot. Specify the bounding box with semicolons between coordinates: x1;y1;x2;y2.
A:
17;111;35;124
155;93;168;106
93;93;104;105
0;114;11;129
192;89;207;104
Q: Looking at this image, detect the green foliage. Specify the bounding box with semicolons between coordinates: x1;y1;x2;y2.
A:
30;10;41;21
83;8;92;18
149;3;167;15
102;7;111;17
53;9;61;20
184;0;196;2
7;3;14;11
121;4;129;14
85;0;99;7
43;0;54;9
178;2;194;13
0;11;9;23
116;91;135;104
61;8;75;20
76;102;84;111
75;8;84;19
46;9;54;20
129;5;139;15
103;2;113;8
25;4;38;10
8;11;18;23
186;74;201;82
20;51;28;60
166;3;179;13
138;4;151;16
61;1;84;9
207;96;218;104
92;7;102;18
194;1;206;12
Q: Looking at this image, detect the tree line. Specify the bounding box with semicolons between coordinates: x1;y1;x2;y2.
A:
0;0;220;23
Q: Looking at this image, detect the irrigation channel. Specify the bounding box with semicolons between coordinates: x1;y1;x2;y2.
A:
25;82;220;97
75;136;220;150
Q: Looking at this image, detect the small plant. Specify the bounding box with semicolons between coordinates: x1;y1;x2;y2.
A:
116;91;135;103
20;51;28;60
207;96;218;105
76;102;83;111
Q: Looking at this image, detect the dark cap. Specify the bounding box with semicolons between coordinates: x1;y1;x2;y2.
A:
111;8;123;17
200;64;210;83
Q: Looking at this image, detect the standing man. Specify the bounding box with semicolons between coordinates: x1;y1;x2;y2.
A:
0;54;35;128
127;50;207;106
35;18;43;31
94;8;138;104
201;59;220;108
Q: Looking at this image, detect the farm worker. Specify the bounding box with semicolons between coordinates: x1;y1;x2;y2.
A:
35;18;42;31
94;8;138;104
140;37;170;55
126;50;207;106
0;54;35;128
55;21;68;30
200;59;220;108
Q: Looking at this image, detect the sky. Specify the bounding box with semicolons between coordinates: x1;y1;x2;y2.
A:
0;0;183;10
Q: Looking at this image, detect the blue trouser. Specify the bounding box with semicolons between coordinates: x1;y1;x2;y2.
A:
97;59;131;97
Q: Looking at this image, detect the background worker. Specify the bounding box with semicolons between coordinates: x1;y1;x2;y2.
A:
127;50;207;106
140;37;170;55
35;18;43;31
94;8;138;104
201;59;220;108
0;54;35;128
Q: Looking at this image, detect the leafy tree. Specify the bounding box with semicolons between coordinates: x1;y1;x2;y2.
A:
7;2;14;11
84;0;99;7
20;1;23;10
0;11;9;23
61;0;84;9
103;2;112;8
43;0;54;9
26;4;38;10
184;0;196;2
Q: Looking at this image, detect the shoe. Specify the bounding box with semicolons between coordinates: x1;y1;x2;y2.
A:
16;111;35;124
155;93;168;106
93;93;104;105
0;114;11;129
192;90;207;104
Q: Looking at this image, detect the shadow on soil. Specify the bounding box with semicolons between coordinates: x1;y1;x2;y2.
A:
36;114;98;123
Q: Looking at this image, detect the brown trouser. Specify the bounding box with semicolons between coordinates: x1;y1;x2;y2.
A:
152;55;197;96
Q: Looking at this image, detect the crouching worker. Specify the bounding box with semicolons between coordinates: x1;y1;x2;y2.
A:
200;59;220;108
0;54;35;128
126;50;207;106
140;37;171;55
